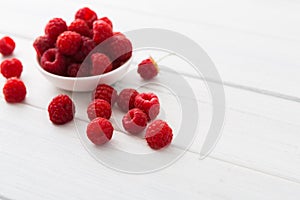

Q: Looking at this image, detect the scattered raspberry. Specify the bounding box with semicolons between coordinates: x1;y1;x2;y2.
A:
90;53;112;75
68;19;90;37
75;7;98;28
48;94;75;125
86;117;113;145
99;17;113;29
145;120;173;150
44;18;67;41
117;88;139;112
33;35;55;58
92;83;118;105
122;108;147;134
56;31;82;56
3;78;26;103
73;36;95;62
40;48;67;76
87;99;112;121
0;58;23;79
134;93;160;121
138;57;159;80
92;19;113;45
0;36;16;56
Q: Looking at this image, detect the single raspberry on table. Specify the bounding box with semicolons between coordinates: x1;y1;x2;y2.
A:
3;77;26;103
99;17;113;29
90;53;112;75
122;108;148;134
134;93;160;121
0;36;16;56
117;88;139;112
68;19;90;37
137;57;159;80
86;117;114;145
40;48;67;76
33;35;55;58
44;18;67;41
92;19;113;45
145;120;173;150
92;83;118;105
48;94;75;125
87;99;112;121
56;31;82;56
75;7;98;28
0;58;23;79
73;36;95;63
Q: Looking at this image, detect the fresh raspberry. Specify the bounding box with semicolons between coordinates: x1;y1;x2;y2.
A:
122;108;147;134
73;36;95;62
137;57;159;80
134;93;160;121
66;63;90;77
3;78;26;103
48;94;75;125
75;7;98;28
68;19;90;37
40;48;67;76
117;88;139;112
87;99;112;121
90;53;112;75
44;18;67;41
0;58;23;79
145;120;173;150
99;17;113;29
33;35;55;58
56;31;82;56
92;19;113;45
86;117;113;145
92;84;118;105
0;36;16;56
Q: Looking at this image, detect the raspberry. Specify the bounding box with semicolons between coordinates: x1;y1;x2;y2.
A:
33;35;55;58
134;93;160;121
92;19;113;45
68;19;90;37
0;58;23;79
75;7;98;28
122;108;147;134
48;94;75;125
99;17;113;29
73;36;95;62
137;57;159;80
67;63;90;77
44;18;67;41
87;99;112;121
145;120;173;150
92;84;118;105
86;117;113;145
40;48;67;76
3;78;26;103
56;31;82;56
117;88;139;112
0;36;16;56
90;53;112;75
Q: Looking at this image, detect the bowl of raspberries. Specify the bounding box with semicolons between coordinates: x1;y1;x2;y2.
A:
33;7;133;92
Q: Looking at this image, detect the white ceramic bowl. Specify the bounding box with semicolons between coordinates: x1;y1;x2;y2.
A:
36;57;132;92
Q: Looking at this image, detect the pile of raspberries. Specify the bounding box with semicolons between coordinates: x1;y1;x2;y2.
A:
33;7;132;77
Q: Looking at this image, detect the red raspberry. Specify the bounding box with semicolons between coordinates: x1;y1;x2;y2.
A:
92;84;118;105
145;120;173;150
117;88;139;112
56;31;82;56
86;117;113;145
99;17;113;29
66;63;90;77
0;36;16;56
75;7;98;28
44;18;67;41
3;78;26;103
90;53;112;75
68;19;90;37
0;58;23;79
33;35;55;58
73;36;95;62
92;19;113;45
122;108;147;134
87;99;112;121
40;48;67;76
134;93;160;121
137;57;159;80
48;94;75;125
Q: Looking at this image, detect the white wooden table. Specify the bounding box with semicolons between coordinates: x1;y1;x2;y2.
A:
1;0;300;199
